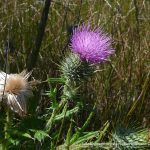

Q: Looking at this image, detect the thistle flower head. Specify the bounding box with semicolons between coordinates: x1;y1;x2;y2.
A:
0;70;32;116
70;24;114;64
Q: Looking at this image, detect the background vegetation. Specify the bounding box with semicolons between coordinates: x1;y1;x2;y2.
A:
0;0;150;149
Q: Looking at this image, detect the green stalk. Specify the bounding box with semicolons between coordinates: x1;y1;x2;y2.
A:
46;99;67;132
55;101;68;146
45;84;69;132
2;31;10;150
2;108;11;150
4;108;11;139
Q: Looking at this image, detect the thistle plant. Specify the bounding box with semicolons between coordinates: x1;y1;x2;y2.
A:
44;24;115;148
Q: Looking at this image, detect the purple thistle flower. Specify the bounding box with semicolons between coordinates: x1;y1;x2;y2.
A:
70;24;114;64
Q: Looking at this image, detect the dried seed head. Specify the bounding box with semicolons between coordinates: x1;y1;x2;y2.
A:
0;70;33;116
5;74;27;94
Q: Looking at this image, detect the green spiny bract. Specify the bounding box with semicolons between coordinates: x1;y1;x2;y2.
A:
63;81;79;100
60;53;94;83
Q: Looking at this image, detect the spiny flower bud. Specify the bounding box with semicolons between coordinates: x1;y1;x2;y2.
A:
60;53;94;83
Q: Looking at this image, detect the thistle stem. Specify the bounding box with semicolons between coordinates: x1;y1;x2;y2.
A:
46;99;67;132
5;108;11;139
2;108;11;150
55;101;68;146
2;27;10;150
46;84;69;132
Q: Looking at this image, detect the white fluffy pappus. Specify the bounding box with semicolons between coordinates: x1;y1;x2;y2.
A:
0;70;32;116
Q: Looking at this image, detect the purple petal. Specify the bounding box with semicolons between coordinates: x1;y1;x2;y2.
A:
70;24;114;64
